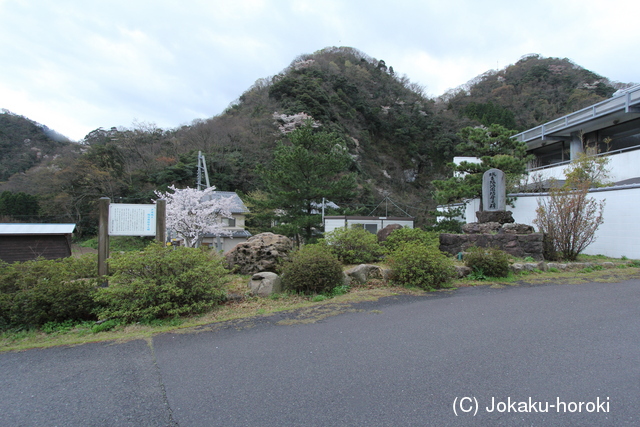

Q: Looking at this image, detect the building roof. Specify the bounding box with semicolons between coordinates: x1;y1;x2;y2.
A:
200;191;250;214
324;216;414;221
203;229;252;238
0;223;76;235
515;84;640;151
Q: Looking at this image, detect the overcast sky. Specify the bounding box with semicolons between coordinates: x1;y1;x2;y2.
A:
1;0;638;141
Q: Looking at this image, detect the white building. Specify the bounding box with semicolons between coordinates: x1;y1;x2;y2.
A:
459;85;640;258
324;216;414;234
188;191;252;252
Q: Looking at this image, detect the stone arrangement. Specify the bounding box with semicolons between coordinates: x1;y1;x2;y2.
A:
439;168;544;260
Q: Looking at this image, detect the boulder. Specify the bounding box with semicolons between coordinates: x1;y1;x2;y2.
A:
501;223;535;234
439;232;544;261
248;272;282;297
344;264;384;284
545;262;568;271
226;232;294;275
476;210;514;224
454;265;473;278
377;224;403;242
462;222;501;234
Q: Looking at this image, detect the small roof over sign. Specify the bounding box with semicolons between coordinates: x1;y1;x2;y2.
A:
0;224;76;235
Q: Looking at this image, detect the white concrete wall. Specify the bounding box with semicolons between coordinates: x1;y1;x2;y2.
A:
463;187;640;259
453;156;481;177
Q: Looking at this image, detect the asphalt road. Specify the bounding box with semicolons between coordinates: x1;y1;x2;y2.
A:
2;279;639;426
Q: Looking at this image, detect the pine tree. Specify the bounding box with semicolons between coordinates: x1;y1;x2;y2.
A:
433;124;531;206
257;123;356;244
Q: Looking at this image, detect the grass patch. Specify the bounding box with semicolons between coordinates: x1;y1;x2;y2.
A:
516;265;640;285
575;254;618;263
462;270;522;287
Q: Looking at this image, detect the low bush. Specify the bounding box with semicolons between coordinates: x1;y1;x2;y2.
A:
80;236;153;252
91;319;121;334
382;227;439;253
322;227;384;264
281;244;344;294
0;255;100;329
464;246;511;278
94;243;229;323
387;242;455;290
428;218;463;234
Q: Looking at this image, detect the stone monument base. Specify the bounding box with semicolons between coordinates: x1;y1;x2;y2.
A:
476;210;514;224
439;231;544;261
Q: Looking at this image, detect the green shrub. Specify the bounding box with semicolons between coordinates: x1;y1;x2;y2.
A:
8;278;98;327
428;218;463;234
91;319;121;334
42;319;77;334
0;255;100;328
95;243;229;322
281;244;344;294
464;246;511;278
387;242;455;290
80;236;153;252
322;227;384;264
382;227;439;253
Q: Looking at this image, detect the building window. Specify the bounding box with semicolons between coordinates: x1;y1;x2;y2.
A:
531;141;568;167
598;118;640;153
222;217;236;227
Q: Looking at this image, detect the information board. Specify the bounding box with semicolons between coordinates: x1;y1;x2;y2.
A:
108;204;157;236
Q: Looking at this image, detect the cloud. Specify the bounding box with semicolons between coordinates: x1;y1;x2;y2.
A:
0;0;638;140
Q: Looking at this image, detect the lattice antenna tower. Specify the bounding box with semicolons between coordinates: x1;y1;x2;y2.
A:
197;151;211;190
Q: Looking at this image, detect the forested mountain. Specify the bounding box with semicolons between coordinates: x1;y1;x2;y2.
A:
441;54;628;130
0;48;632;236
0;110;71;180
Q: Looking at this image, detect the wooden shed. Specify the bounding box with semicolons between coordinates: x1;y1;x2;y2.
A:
0;224;76;263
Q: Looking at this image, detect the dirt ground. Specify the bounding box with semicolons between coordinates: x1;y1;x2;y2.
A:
71;244;98;257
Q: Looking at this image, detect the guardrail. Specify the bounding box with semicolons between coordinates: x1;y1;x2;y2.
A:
516;85;640;143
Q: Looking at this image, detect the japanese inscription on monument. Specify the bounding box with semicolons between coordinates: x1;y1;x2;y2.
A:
482;168;506;212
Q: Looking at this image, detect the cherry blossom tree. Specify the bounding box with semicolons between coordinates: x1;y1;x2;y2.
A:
155;185;235;248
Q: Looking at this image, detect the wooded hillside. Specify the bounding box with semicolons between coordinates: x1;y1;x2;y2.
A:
0;48;632;237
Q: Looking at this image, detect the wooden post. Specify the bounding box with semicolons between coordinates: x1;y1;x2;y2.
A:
98;197;110;285
156;199;166;244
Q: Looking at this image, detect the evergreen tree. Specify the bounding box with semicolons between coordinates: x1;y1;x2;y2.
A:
0;191;40;220
433;124;531;206
257;123;356;244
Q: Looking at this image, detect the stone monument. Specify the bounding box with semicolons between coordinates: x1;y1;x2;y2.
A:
439;167;544;260
476;168;514;224
483;168;506;211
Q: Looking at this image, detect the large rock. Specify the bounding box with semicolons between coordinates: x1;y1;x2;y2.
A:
462;222;501;234
226;233;294;275
344;264;384;285
501;223;535;234
476;210;514;224
377;224;403;243
249;272;282;297
439;232;544;260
